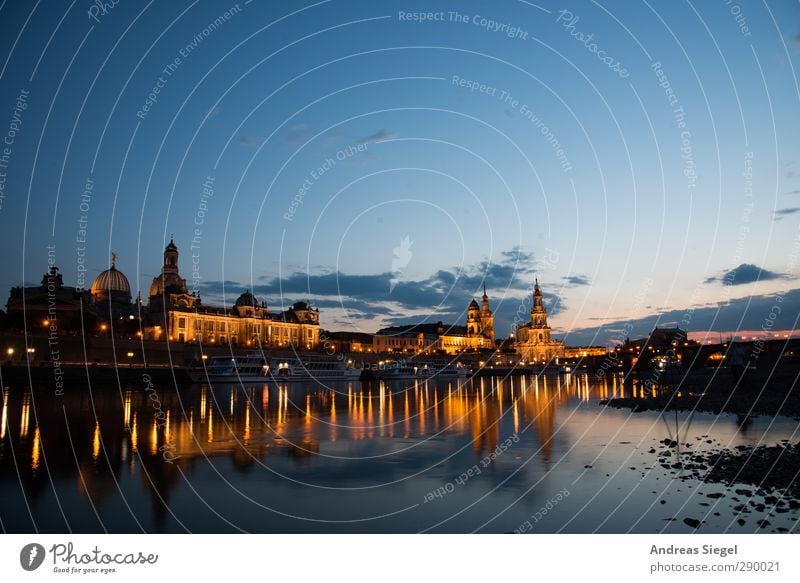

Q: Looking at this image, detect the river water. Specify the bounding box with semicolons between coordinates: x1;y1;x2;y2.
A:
1;374;797;533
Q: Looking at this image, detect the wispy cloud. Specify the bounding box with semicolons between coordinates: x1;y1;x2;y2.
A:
356;129;398;144
238;135;264;147
562;274;591;286
773;207;800;220
285;124;317;144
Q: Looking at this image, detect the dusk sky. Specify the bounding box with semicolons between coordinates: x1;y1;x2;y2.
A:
1;0;799;345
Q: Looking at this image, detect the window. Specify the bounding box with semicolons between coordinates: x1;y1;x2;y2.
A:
219;322;226;332
178;318;186;329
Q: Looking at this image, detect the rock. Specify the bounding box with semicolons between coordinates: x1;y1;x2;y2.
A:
706;492;724;499
683;518;701;528
737;518;746;526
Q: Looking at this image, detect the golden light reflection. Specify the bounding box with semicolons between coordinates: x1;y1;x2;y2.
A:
123;389;132;428
19;393;30;438
367;390;374;438
96;376;591;465
150;421;158;455
131;413;138;453
93;422;101;461
403;390;410;438
330;391;337;442
31;426;41;471
387;386;394;438
244;404;251;445
0;390;8;440
433;388;439;432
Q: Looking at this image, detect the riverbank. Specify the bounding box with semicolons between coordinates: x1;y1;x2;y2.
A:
601;367;800;418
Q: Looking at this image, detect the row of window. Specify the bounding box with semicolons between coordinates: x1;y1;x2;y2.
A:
174;316;315;340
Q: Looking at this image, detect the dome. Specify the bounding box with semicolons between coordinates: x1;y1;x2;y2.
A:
235;290;259;308
165;238;178;252
292;301;309;310
468;299;480;310
90;259;131;304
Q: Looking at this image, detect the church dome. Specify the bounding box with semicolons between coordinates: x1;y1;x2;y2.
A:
90;256;131;303
235;290;259;308
468;298;480;310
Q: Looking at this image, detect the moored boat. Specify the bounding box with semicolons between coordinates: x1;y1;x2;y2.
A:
190;352;360;383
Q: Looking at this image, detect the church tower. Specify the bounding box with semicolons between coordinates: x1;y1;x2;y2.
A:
163;238;179;274
529;278;551;343
479;284;494;340
466;298;481;336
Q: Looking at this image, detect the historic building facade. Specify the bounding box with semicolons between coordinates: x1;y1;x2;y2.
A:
514;279;565;363
439;287;496;354
144;240;321;348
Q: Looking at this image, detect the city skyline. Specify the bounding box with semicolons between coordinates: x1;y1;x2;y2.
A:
1;1;799;345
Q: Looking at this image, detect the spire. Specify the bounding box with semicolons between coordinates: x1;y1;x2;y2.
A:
483;283;487;299
111;252;117;268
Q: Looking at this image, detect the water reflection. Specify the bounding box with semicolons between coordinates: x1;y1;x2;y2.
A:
0;374;795;533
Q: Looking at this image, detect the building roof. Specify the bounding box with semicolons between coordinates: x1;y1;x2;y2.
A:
234;290;260;308
90;264;131;297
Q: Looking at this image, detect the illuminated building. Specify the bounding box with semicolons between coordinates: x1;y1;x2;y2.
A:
439;285;496;353
563;346;608;358
373;288;496;355
514;279;565;363
144;240;320;347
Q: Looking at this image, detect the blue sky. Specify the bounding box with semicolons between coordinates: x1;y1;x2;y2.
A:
1;0;799;344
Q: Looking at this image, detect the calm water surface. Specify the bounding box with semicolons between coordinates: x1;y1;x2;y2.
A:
1;374;797;533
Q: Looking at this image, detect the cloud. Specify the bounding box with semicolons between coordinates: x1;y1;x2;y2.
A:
774;207;800;220
704;263;788;286
238;135;264;147
563;287;800;346
562;274;591;286
202;106;220;122
285;124;317;144
786;190;800;196
500;245;535;269
197;246;559;335
356;129;398;144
